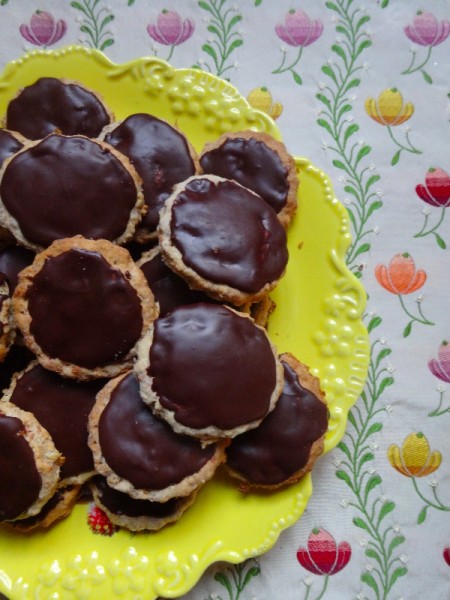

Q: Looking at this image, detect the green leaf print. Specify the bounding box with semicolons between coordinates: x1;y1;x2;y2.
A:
205;559;261;600
335;315;407;599
71;0;115;50
317;1;380;276
197;0;243;77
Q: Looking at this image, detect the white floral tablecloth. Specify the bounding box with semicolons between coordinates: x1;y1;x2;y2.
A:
0;1;449;599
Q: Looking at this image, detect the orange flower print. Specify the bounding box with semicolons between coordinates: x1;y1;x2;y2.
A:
365;89;421;164
375;253;433;336
247;87;283;120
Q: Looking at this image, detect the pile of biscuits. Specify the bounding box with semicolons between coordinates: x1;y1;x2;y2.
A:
0;77;328;533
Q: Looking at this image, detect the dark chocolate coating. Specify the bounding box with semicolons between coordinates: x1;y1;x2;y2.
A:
0;413;41;520
27;248;143;369
104;113;196;234
6;77;110;140
99;372;215;489
139;251;215;316
149;304;277;430
226;360;328;485
169;178;288;293
0;134;138;247
0;245;35;292
0;344;35;393
92;476;181;518
0;130;24;167
12;484;75;528
10;364;105;479
200;136;289;213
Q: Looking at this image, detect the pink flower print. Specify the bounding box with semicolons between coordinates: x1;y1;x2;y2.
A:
428;341;450;384
20;11;67;47
427;341;450;417
402;11;450;83
405;11;450;47
273;10;323;84
275;9;323;47
147;10;194;61
414;168;450;248
296;528;351;576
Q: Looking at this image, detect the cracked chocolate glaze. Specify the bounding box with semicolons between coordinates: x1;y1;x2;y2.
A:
6;77;111;140
149;304;277;430
92;475;181;518
10;364;105;479
226;359;328;485
139;251;215;316
99;372;215;489
200;136;289;213
1;134;139;248
27;248;143;369
169;177;288;293
0;130;24;167
0;413;41;520
104;113;196;234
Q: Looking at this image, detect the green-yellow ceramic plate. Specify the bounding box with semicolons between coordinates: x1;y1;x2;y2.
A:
0;47;369;600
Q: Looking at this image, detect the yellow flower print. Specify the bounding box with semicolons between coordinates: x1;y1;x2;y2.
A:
364;89;421;164
247;87;283;120
365;88;414;126
388;432;441;477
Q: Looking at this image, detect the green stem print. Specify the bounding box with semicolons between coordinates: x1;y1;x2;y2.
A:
414;206;447;249
402;46;433;84
413;478;450;523
316;1;379;277
428;388;450;417
203;559;261;600
303;575;329;600
387;125;422;166
336;315;407;599
397;295;434;338
71;0;114;51
197;0;243;77
272;46;304;83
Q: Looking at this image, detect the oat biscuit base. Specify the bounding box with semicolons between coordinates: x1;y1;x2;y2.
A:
226;352;328;491
158;174;288;307
12;236;158;380
90;477;198;532
0;277;15;362
199;130;298;230
0;399;63;521
88;372;228;502
0;135;145;252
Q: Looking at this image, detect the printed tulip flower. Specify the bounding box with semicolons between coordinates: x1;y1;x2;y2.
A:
388;432;441;478
20;10;67;47
147;10;194;61
414;168;450;248
405;11;450;47
375;253;433;336
365;89;420;164
273;10;323;84
444;547;450;567
247;87;283;120
429;341;450;384
402;11;450;83
297;528;351;575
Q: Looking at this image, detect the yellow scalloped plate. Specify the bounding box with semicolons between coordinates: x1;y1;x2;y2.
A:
0;47;369;600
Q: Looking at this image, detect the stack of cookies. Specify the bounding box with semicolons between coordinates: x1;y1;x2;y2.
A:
0;77;328;533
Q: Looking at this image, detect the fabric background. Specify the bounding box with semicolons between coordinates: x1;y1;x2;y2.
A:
0;1;449;599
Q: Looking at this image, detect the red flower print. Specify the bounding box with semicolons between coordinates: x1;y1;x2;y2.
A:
87;504;116;536
20;11;67;47
296;528;351;575
444;547;450;566
416;168;450;208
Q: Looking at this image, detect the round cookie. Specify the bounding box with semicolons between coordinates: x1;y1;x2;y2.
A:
90;476;198;532
199;130;298;229
158;175;289;306
0;244;35;293
101;113;199;242
134;303;284;440
225;352;328;490
88;371;227;502
0;133;145;251
13;236;158;380
0;400;62;522
0;274;14;362
5;77;113;140
5;361;105;484
0;129;27;246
